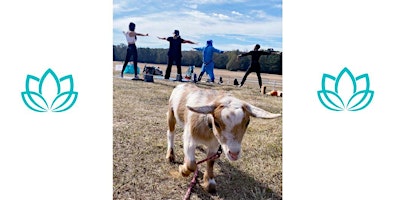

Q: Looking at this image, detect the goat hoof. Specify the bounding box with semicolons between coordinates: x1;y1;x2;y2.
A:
166;149;175;163
202;182;216;193
179;165;192;177
166;154;175;163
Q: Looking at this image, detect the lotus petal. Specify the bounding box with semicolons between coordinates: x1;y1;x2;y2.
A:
52;92;78;112
26;75;40;91
321;73;336;91
22;75;49;112
355;74;370;92
59;75;74;92
335;67;357;105
39;69;60;105
347;90;374;111
21;91;48;112
317;90;344;111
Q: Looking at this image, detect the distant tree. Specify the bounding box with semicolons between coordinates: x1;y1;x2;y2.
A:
112;45;282;74
114;43;127;61
226;50;241;71
213;53;228;69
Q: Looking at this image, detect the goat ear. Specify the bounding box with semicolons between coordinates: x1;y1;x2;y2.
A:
187;104;215;114
243;103;281;119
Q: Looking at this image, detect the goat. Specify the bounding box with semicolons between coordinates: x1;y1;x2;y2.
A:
166;83;281;192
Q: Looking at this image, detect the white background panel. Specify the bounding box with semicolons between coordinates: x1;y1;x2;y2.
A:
284;0;400;199
0;0;112;199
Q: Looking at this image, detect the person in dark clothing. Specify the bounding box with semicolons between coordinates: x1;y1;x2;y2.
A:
121;22;149;79
158;30;196;81
238;44;276;88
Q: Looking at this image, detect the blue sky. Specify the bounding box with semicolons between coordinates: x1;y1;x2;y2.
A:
113;0;282;52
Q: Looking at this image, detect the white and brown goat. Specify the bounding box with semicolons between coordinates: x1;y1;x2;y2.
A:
166;83;281;192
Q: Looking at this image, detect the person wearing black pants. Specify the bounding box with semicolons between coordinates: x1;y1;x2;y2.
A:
158;30;196;81
166;55;182;80
120;22;148;79
238;44;275;88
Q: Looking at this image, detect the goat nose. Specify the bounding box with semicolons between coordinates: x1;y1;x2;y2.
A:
228;151;240;160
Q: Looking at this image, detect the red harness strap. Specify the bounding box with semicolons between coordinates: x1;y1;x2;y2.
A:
183;145;223;200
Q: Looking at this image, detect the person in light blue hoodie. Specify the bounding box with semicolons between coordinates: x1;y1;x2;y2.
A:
194;40;224;83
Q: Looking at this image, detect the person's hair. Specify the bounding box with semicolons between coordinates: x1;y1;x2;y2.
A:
129;22;136;31
254;44;261;51
174;30;180;36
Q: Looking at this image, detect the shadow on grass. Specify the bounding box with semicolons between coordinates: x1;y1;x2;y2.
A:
188;160;281;200
177;148;282;200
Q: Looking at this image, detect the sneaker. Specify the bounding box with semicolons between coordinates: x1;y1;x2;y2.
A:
131;75;140;80
175;74;183;82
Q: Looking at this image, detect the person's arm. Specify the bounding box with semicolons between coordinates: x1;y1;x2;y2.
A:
157;36;167;40
238;52;251;58
213;47;224;54
182;39;197;44
193;47;204;51
136;32;149;36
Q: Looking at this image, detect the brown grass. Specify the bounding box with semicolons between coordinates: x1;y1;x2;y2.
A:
113;62;282;200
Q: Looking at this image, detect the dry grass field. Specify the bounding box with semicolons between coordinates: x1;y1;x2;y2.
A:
113;62;282;200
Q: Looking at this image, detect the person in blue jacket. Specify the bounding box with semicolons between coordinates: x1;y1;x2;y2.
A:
194;40;224;83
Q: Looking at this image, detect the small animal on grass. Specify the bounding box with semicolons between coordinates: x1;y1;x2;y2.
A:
261;86;283;97
166;83;281;193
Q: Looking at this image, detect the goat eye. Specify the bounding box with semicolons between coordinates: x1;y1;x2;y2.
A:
214;121;221;129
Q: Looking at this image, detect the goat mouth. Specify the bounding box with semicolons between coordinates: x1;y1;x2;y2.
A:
228;151;239;161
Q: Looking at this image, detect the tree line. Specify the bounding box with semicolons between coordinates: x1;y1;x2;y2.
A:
113;44;282;75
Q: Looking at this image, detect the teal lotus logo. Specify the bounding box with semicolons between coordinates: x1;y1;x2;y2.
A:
317;67;374;111
21;68;78;112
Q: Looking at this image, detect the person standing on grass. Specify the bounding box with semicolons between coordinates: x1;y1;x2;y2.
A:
193;40;224;83
238;44;276;88
158;30;196;81
121;22;149;79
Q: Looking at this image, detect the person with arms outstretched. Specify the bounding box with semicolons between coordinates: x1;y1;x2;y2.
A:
158;30;196;81
193;40;224;83
238;44;276;88
121;22;149;79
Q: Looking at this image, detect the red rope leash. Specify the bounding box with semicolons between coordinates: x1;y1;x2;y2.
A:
183;146;222;200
